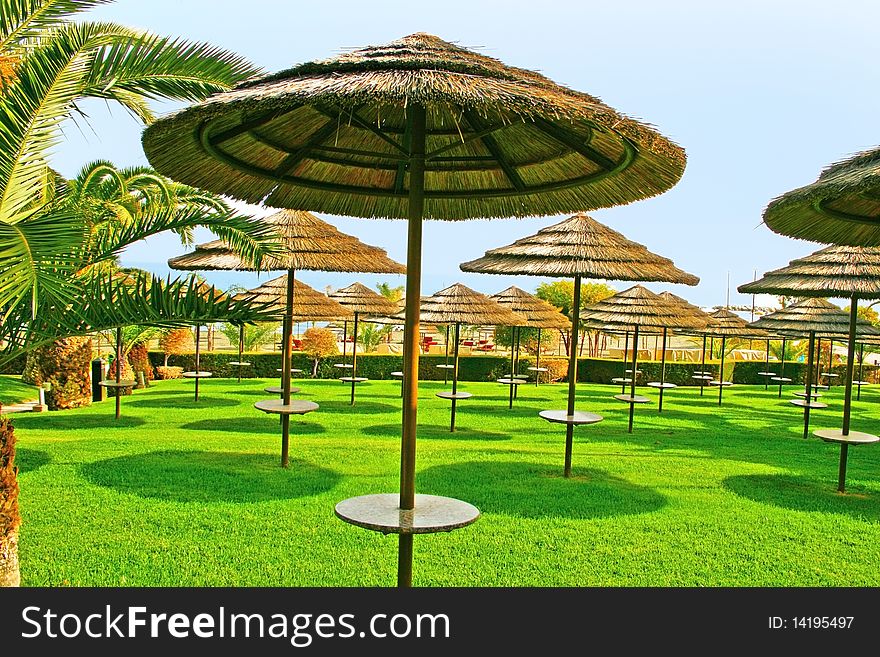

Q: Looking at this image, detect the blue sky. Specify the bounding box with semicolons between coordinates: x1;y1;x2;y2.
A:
54;0;879;308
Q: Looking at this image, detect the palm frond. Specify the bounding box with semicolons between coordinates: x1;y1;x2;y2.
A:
0;0;111;53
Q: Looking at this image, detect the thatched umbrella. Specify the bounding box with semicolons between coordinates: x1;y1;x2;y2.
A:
582;286;706;431
748;298;880;440
168;209;403;467
738;246;880;492
143;32;686;587
699;309;769;405
462;213;698;474
175;280;228;402
418;284;525;430
763;146;880;246
328;283;400;404
491;286;569;387
655;291;713;410
98;326;136;419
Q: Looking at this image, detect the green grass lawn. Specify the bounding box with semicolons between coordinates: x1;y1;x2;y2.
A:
0;374;39;405
8;376;880;586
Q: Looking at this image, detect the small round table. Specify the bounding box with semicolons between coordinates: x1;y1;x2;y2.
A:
611;377;633;384
229;361;251;366
527;366;549;385
264;385;302;395
253;399;319;415
789;398;828;409
391;371;404;396
497;377;527;409
814;428;880;493
339;376;368;383
538;410;603;425
335;493;480;535
691;374;712;381
333;363;354;370
646;382;677;389
99;379;136;419
277;368;304;374
435;364;454;370
614;393;650;404
182;371;212;378
709;380;733;387
770;376;792;383
792;390;822;399
437;391;473;431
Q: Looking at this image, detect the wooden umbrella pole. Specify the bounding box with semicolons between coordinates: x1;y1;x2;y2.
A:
280;268;295;468
803;330;815;440
700;334;707;396
514;326;521;399
658;327;668;413
718;336;726;406
842;296;858;436
350;311;359;405
238;324;244;383
342;320;349;364
508;325;516;409
827;336;834;388
450;322;461;432
194;325;201;402
620;330;629;393
778;338;787;398
628;324;640;432
563;274;582;478
857;343;865;400
535;328;542;387
115;326;122;420
764;338;770;390
444;324;450;384
398;104;426;587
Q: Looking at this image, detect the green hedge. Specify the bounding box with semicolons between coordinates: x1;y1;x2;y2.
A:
146;351;878;386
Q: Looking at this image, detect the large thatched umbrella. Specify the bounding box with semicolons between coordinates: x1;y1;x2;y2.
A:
462;213;698;475
416;284;525;430
763;146;880;246
168;209;403;467
748;298;880;440
655;291;713;410
328;283;400;404
174;280;229;402
491;286;570;387
700;309;769;406
143;32;686;587
739;250;880;492
582;286;705;431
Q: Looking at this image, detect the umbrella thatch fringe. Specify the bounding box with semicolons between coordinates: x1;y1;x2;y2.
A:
763;146;880;246
490;286;570;329
236;275;353;321
460;213;699;283
328;282;401;316
748;298;880;337
701;309;768;337
412;283;526;325
143;34;686;220
580;285;706;329
738;245;880;299
168;210;405;274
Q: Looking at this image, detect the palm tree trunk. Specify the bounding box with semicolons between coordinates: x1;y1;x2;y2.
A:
1;416;21;587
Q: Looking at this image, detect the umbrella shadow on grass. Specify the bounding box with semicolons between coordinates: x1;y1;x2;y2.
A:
81;450;339;503
14;448;51;474
12;414;146;430
126;396;241;409
360;423;510;442
418;460;665;520
180;417;325;435
722;474;880;521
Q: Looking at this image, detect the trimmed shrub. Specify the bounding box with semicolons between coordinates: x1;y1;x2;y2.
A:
23;338;93;410
155;366;183;380
128;343;154;387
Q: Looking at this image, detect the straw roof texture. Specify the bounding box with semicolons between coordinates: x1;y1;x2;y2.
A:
747;298;880;338
168;210;405;274
737;245;880;299
417;283;526;325
580;285;707;330
490;286;570;329
143;33;686;221
235;275;353;321
328;282;400;316
763;146;880;246
658;291;714;327
702;309;769;338
459;213;699;283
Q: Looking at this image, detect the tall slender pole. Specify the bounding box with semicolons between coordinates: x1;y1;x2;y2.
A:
398;104;425;587
535;328;542;386
564;275;582;478
628;324;640;432
115;326;122;419
658;327;668;413
514;326;521;399
238;324;244;383
507;326;516;409
814;337;822;387
450;322;461;432
342;320;349;364
778;337;787;398
718;336;726;406
827;337;834;388
620;330;630;393
700;334;707;396
803;330;815;440
764;338;771;390
443;324;450;384
194;325;201;402
842;296;858;436
350;311;359;405
280;268;295;468
857;343;865;400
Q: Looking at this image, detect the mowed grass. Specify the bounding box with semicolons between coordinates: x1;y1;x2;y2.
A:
10;375;880;586
0;374;39;405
